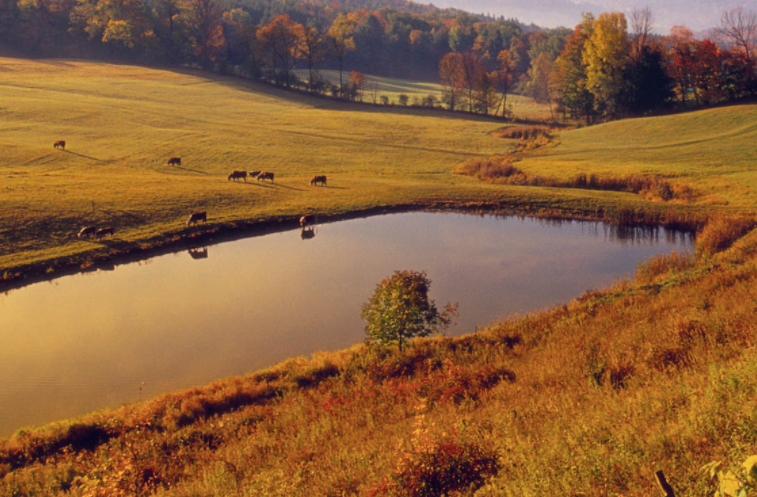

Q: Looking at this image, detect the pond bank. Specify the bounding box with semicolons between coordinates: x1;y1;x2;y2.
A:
0;200;709;294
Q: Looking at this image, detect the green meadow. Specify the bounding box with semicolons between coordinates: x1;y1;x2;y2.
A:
292;68;553;121
1;57;757;496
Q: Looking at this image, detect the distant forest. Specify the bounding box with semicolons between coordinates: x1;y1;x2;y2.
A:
0;0;755;121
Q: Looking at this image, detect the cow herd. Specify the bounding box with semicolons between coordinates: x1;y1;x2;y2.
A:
227;170;277;182
63;142;329;241
77;226;114;240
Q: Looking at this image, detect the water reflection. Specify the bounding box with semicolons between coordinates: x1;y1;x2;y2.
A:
0;212;694;436
300;227;316;240
188;247;209;260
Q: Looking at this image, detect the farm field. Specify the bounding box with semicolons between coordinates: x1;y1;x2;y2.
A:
1;57;757;496
291;68;554;121
1;56;729;281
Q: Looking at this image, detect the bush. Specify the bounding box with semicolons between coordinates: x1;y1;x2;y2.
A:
388;434;501;497
454;157;523;181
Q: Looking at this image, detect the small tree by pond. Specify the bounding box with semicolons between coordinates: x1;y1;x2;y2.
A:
362;270;458;352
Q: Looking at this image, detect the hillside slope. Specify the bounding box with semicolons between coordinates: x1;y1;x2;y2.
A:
0;57;757;496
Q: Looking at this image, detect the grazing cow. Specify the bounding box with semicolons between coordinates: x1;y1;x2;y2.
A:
249;170;261;178
228;170;247;182
187;211;207;226
300;214;316;228
95;227;114;239
77;226;97;239
167;157;181;166
310;175;327;187
257;171;274;183
54;140;66;150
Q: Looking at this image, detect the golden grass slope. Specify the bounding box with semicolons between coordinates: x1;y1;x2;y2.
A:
515;104;757;208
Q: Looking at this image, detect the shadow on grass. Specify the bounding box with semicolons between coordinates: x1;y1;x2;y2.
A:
173;165;210;175
163;67;516;125
62;150;107;162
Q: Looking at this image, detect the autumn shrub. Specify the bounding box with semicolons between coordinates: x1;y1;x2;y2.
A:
454;157;523;181
355;342;443;381
292;362;340;388
636;251;695;283
696;215;756;258
367;430;501;497
388;434;501;497
422;361;516;404
494;125;551;140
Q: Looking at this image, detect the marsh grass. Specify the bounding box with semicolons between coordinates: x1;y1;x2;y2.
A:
636;251;696;283
457;156;696;202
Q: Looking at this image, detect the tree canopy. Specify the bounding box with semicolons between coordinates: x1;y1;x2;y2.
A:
362;270;457;352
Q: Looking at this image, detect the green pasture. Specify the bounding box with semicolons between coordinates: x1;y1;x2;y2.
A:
292;68;553;121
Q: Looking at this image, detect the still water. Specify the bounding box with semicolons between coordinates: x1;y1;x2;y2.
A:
0;212;693;436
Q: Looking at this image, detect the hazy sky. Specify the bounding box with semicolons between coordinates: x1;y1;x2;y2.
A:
431;0;757;32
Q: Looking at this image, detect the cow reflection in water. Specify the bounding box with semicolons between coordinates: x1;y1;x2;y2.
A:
301;227;316;240
188;247;208;260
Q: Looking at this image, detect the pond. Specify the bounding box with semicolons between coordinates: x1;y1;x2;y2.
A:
0;212;694;437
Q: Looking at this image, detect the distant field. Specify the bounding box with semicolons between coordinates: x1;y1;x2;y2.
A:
292;69;553;121
0;58;755;277
516;104;757;208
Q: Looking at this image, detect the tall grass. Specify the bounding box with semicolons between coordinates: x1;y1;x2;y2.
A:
696;215;757;258
456;156;695;201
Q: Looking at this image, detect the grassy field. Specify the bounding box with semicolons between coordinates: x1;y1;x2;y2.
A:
292;69;553;121
1;57;757;496
514;104;757;208
1;57;726;282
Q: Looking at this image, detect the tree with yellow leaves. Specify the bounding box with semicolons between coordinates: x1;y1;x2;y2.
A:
582;12;630;118
327;13;357;96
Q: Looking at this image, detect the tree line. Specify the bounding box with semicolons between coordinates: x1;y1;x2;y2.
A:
0;0;755;121
436;7;757;122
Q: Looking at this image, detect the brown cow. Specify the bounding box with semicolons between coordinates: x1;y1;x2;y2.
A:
257;171;274;183
54;140;66;150
228;170;247;182
300;214;317;228
187;211;207;226
77;226;97;239
167;157;181;166
249;170;261;178
95;227;114;239
310;175;327;186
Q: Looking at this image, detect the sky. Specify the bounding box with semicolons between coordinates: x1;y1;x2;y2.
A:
430;0;757;33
